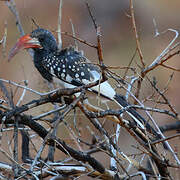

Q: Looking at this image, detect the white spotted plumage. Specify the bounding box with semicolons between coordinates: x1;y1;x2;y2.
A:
41;48;117;100
23;28;156;133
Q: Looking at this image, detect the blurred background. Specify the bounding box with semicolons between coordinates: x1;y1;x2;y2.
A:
0;0;180;179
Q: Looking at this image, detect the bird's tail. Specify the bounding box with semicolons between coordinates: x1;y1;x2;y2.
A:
113;94;158;137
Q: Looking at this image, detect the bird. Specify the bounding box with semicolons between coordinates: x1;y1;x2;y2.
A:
8;28;158;137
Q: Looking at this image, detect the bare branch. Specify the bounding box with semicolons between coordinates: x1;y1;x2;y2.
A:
70;19;78;50
6;0;24;36
142;29;179;74
57;0;63;50
130;0;145;67
151;133;180;145
1;0;180;179
16;80;28;106
61;31;97;48
0;21;7;58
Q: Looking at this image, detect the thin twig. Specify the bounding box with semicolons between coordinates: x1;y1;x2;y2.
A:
6;0;24;36
0;21;7;58
123;48;137;80
32;105;66;120
129;0;145;67
142;29;179;74
126;76;138;100
0;78;60;96
13;115;19;177
57;0;63;50
78;101;171;178
150;133;180;145
0;148;27;171
127;90;180;165
6;0;34;57
16;80;28;106
61;31;97;48
160;121;180;132
70;19;78;50
29;143;46;172
129;105;177;119
85;2;103;66
160;63;180;71
135;29;179;102
153;18;160;37
147;76;178;116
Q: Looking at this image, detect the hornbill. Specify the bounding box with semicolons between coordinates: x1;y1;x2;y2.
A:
9;28;158;137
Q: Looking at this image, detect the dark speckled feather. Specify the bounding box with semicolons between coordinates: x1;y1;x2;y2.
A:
31;29;100;87
26;28;159;138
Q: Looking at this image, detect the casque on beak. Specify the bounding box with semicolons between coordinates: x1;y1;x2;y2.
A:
8;34;42;61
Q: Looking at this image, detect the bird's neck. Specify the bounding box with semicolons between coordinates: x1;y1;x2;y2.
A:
33;49;54;63
33;49;55;82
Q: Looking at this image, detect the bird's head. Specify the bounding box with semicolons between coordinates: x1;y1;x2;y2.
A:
8;28;57;60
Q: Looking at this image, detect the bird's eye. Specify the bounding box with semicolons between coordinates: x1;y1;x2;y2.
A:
39;37;44;42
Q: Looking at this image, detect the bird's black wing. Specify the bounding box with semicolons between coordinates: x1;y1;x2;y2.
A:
40;47;159;137
41;47;101;87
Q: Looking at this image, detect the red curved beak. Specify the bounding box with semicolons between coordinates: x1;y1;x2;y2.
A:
8;34;41;61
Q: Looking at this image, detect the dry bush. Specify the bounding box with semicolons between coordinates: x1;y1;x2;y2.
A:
0;0;180;179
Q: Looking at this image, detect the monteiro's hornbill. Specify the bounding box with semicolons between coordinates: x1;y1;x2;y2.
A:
9;28;158;137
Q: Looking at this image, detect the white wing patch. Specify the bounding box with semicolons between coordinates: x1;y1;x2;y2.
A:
82;70;116;99
90;70;100;81
91;81;116;100
66;74;73;82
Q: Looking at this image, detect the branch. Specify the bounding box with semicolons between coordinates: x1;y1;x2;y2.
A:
0;112;108;175
61;31;97;48
6;0;24;36
142;29;179;74
129;0;145;67
86;2;106;81
77;101;170;178
57;0;63;50
147;77;178;117
0;21;7;58
150;133;180;146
